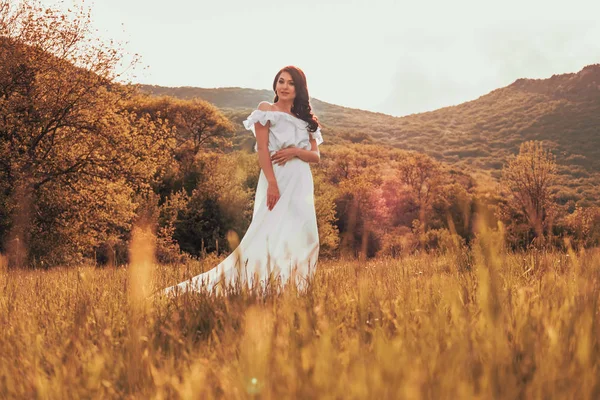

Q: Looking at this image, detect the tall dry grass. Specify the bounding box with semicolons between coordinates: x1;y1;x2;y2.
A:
1;231;599;399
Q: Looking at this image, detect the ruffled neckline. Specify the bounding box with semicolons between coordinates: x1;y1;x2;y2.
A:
248;109;309;130
267;110;300;120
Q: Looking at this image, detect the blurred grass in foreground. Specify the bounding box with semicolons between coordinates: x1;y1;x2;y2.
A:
1;240;599;399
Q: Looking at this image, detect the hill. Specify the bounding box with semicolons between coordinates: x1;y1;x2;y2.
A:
139;64;600;205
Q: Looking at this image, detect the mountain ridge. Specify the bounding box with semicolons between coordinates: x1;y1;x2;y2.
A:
138;63;600;204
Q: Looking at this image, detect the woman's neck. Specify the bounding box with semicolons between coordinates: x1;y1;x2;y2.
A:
274;99;293;113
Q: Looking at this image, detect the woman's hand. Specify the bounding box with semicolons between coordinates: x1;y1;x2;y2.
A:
267;182;280;210
271;147;298;166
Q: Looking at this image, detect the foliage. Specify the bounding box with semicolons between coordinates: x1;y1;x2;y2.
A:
499;141;558;245
127;94;235;155
561;206;600;249
312;170;340;257
0;1;172;266
317;144;478;256
172;152;255;257
395;152;446;227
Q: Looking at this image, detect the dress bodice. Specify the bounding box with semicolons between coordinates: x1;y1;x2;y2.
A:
242;110;323;153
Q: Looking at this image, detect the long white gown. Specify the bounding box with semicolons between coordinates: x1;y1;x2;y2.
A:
163;110;323;296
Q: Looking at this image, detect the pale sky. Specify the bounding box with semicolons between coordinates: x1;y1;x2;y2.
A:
40;0;600;117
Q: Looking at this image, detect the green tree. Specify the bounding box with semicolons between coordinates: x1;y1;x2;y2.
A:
319;144;391;258
129;95;235;154
396;152;445;228
172;152;255;257
127;94;236;196
312;170;340;257
500;141;558;245
0;1;172;266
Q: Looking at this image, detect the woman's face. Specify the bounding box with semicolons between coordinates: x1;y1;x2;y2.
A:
276;71;296;101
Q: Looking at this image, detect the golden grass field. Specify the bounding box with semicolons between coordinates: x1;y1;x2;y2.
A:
1;227;599;399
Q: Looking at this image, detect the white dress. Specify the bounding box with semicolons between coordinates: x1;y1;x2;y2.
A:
163;110;323;296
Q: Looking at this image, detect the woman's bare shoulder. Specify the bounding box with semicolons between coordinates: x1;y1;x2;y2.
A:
257;101;276;111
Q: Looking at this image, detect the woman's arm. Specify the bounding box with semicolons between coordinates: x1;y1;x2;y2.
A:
294;146;320;163
271;138;321;165
254;103;277;184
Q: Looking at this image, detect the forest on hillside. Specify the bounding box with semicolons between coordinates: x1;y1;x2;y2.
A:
1;1;600;269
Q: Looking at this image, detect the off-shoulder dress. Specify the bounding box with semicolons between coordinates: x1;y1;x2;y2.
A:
162;109;323;295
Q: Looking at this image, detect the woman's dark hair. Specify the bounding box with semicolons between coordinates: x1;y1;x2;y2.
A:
272;65;320;133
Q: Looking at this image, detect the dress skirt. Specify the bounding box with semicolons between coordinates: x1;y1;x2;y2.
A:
163;155;320;296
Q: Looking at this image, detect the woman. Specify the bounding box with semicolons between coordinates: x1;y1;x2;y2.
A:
162;65;323;296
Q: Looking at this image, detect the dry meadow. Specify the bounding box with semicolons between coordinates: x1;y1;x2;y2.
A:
1;230;599;399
